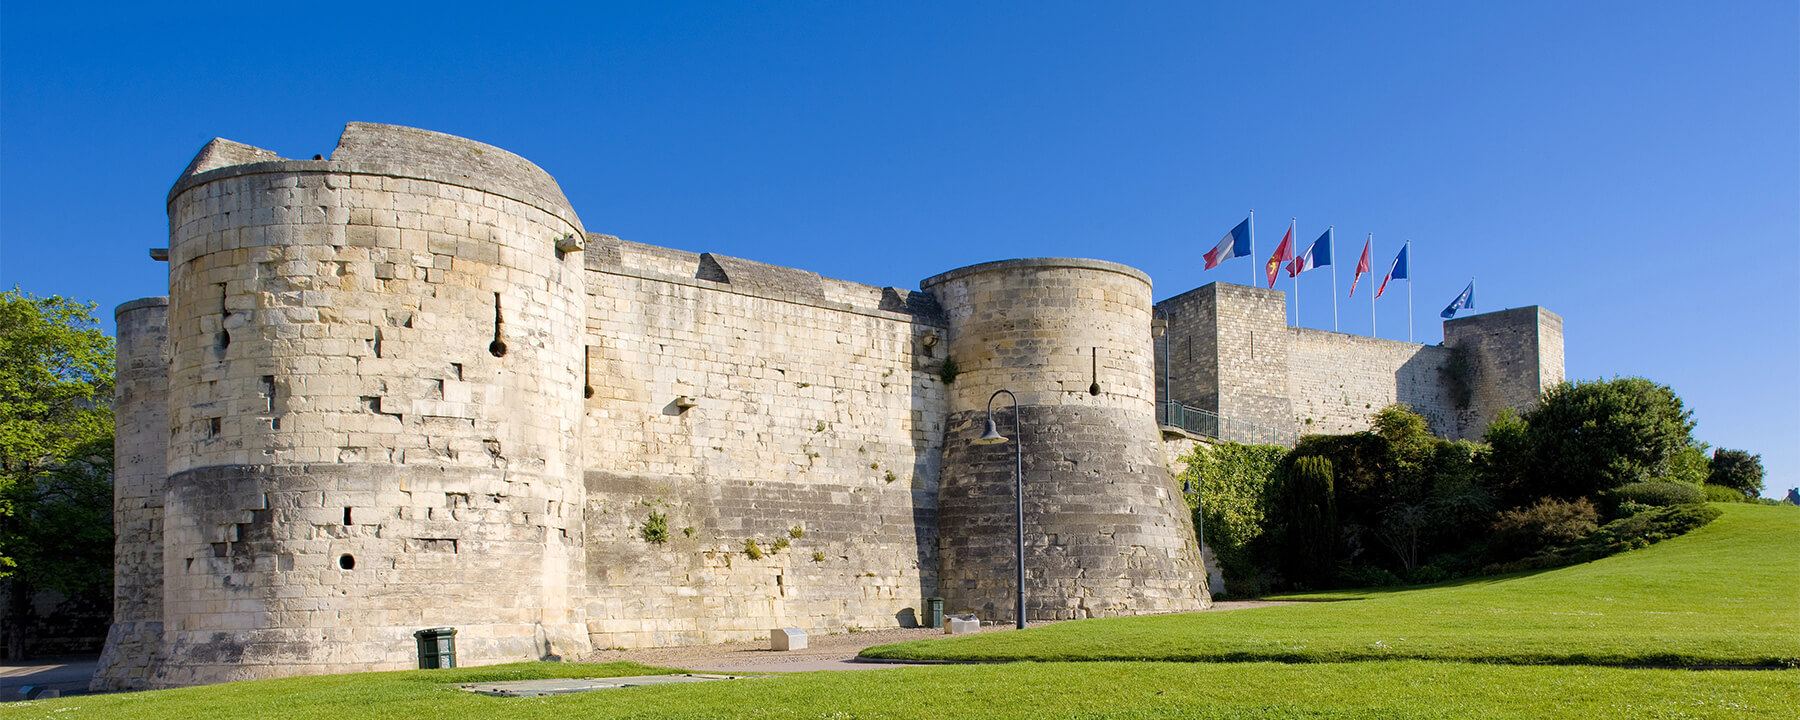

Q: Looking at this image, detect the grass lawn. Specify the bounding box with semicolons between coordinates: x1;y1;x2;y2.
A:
3;660;1795;719
6;504;1793;719
860;504;1800;666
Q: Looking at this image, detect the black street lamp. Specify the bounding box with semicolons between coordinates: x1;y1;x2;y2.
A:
972;389;1025;630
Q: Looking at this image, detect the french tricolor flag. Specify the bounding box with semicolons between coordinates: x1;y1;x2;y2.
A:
1203;218;1252;270
1287;228;1332;277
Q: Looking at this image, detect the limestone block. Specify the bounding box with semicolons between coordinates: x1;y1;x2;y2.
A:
770;628;807;651
946;615;980;635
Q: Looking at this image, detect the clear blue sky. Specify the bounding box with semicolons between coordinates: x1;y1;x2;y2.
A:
4;2;1795;496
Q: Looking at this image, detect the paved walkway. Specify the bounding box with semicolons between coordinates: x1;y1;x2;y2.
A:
581;600;1292;673
0;656;99;701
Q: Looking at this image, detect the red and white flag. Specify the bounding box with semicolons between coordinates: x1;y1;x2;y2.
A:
1264;224;1294;288
1348;237;1372;297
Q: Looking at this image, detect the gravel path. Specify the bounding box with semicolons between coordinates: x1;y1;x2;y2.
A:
576;600;1293;673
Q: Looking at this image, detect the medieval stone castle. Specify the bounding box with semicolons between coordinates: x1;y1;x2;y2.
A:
93;123;1562;689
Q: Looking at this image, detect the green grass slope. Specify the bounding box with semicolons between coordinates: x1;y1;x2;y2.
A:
6;661;1796;720
862;504;1800;666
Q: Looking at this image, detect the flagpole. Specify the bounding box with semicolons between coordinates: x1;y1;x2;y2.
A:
1291;218;1300;327
1407;240;1415;343
1369;233;1376;338
1248;210;1257;287
1329;227;1339;332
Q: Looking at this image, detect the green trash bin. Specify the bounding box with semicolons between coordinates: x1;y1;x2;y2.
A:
413;627;457;669
926;597;944;629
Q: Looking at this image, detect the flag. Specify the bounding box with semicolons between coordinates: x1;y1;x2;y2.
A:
1287;228;1332;277
1264;224;1294;288
1203;218;1252;270
1376;244;1409;299
1348;238;1372;297
1441;281;1475;319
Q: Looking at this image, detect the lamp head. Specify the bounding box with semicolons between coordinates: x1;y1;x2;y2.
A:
973;417;1008;445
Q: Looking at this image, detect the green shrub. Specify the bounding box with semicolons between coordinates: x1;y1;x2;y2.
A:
1488;503;1721;573
1491;497;1599;558
1606;481;1704;509
1337;564;1402;588
641;511;669;544
1406;565;1450;585
1708;448;1765;500
1178;441;1285;594
744;539;764;559
1704;484;1752;503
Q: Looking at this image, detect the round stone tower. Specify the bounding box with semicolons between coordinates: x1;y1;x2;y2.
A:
154;124;591;685
92;297;171;690
923;258;1209;622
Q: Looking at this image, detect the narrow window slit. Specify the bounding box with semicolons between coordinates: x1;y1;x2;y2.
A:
488;292;507;357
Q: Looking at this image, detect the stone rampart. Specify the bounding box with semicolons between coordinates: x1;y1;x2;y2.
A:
578;235;946;647
140;123;591;687
91;298;170;690
926;259;1209;622
100;123;1557;687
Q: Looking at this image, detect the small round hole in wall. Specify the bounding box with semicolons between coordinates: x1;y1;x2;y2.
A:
1089;382;1101;396
489;339;508;357
338;554;356;570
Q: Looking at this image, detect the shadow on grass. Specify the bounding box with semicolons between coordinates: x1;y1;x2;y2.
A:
1259;566;1558;602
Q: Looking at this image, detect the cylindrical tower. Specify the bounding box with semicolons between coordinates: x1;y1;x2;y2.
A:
156;124;590;685
923;258;1209;622
92;297;170;691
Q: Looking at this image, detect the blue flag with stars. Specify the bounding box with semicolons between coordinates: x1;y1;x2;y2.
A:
1441;281;1475;319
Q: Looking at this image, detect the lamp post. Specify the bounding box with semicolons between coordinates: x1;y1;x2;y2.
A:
971;389;1025;630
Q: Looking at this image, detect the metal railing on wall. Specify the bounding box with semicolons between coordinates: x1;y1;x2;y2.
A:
1157;400;1296;448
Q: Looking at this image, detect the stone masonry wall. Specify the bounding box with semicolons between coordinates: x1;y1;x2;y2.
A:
147;124;590;686
927;259;1208;623
91;298;170;690
1288;328;1456;438
579;236;947;647
1444;306;1564;439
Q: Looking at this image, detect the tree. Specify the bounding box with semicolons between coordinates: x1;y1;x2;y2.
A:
1487;377;1695;504
1277;454;1337;588
0;290;115;658
1708;449;1765;501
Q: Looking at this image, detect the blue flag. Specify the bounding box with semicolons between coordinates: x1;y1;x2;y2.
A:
1441;281;1475;319
1376;244;1408;298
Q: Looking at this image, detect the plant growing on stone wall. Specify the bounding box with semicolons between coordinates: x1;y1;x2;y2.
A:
884;470;898;483
641;511;669;544
772;536;790;552
743;538;764;560
1179;441;1284;595
1440;346;1474;410
938;356;960;385
812;551;825;562
789;526;804;539
683;526;696;537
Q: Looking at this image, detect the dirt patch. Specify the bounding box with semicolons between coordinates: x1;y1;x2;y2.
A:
576;599;1295;672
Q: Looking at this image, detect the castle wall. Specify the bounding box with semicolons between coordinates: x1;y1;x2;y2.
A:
102;122;1567;687
1156;283;1293;442
92;298;170;691
927;259;1208;622
1444;306;1564;439
150;124;590;686
1157;283;1560;443
577;236;947;647
1287;329;1456;437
